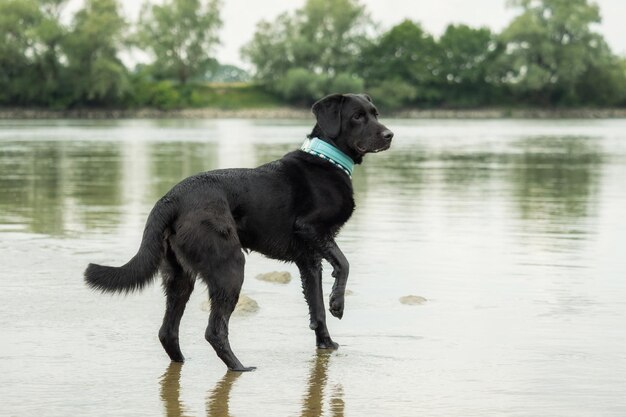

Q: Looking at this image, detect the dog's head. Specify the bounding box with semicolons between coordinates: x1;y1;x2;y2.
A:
310;93;393;164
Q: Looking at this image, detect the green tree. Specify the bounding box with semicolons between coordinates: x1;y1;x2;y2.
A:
0;0;67;105
574;55;626;106
358;20;442;108
439;24;499;106
204;64;250;83
275;68;326;104
495;0;616;105
241;0;371;85
31;0;67;105
0;0;40;104
63;0;129;106
137;0;222;85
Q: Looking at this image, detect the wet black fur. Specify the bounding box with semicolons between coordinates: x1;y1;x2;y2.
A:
84;93;393;371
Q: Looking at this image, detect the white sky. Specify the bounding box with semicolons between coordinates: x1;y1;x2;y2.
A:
69;0;626;68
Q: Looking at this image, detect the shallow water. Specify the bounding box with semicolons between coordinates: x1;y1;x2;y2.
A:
1;118;626;416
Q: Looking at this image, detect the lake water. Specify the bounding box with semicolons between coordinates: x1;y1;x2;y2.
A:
1;118;625;417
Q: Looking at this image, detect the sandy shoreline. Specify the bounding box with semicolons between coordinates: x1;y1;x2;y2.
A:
1;107;626;119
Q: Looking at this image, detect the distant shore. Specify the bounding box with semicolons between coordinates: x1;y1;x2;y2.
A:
1;107;626;120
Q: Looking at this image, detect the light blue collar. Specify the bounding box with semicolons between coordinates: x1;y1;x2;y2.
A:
300;137;354;178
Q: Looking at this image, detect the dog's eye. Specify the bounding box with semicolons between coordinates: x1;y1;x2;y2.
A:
353;113;363;120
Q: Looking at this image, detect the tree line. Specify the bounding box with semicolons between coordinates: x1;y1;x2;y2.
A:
0;0;223;109
1;0;625;110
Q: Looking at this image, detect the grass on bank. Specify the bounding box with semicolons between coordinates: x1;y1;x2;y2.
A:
129;81;626;113
133;82;283;110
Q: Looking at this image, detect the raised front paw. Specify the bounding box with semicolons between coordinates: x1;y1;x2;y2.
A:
329;292;344;319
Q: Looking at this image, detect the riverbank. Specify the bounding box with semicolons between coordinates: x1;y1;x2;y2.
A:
1;107;626;119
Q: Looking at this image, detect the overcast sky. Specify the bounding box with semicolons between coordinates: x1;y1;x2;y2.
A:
72;0;626;69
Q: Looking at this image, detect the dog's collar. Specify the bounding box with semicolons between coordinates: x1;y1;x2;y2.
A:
300;137;354;178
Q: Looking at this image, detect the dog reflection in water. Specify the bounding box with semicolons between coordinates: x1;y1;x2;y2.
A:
300;351;344;417
159;352;344;417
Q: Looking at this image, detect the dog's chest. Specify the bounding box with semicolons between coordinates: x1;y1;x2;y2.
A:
333;194;355;227
308;183;355;232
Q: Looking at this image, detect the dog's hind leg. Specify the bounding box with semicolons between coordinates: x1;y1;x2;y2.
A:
159;244;195;363
203;248;255;372
172;202;253;371
297;258;338;350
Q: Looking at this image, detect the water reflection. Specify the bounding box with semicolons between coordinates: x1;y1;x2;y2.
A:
149;142;219;199
158;352;342;417
438;152;498;191
0;141;123;234
511;136;602;220
0;130;604;238
160;363;243;417
301;351;344;417
205;372;241;417
160;363;192;417
253;143;293;166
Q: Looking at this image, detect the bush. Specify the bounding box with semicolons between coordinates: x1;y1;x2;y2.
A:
328;73;364;94
275;68;326;104
274;69;367;104
131;78;182;110
180;83;282;108
149;82;183;110
366;79;418;111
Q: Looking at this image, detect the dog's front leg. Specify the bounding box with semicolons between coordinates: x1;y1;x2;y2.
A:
296;258;338;349
323;241;349;320
294;222;349;320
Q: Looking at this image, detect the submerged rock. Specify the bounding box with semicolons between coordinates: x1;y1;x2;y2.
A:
201;294;260;316
233;295;260;316
255;271;292;284
399;295;427;305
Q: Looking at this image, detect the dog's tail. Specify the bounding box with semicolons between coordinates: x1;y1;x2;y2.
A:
84;197;177;294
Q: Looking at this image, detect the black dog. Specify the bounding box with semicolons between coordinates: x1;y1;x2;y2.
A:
84;93;393;371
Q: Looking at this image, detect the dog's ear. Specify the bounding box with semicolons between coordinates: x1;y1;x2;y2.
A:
361;94;372;103
312;94;344;139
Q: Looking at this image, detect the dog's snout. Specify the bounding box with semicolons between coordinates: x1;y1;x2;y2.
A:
382;129;394;142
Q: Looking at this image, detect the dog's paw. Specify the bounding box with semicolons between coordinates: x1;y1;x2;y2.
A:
317;337;339;350
229;365;257;372
329;293;344;319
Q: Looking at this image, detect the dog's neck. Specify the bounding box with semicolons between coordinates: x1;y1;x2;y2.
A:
301;137;354;178
308;124;364;164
